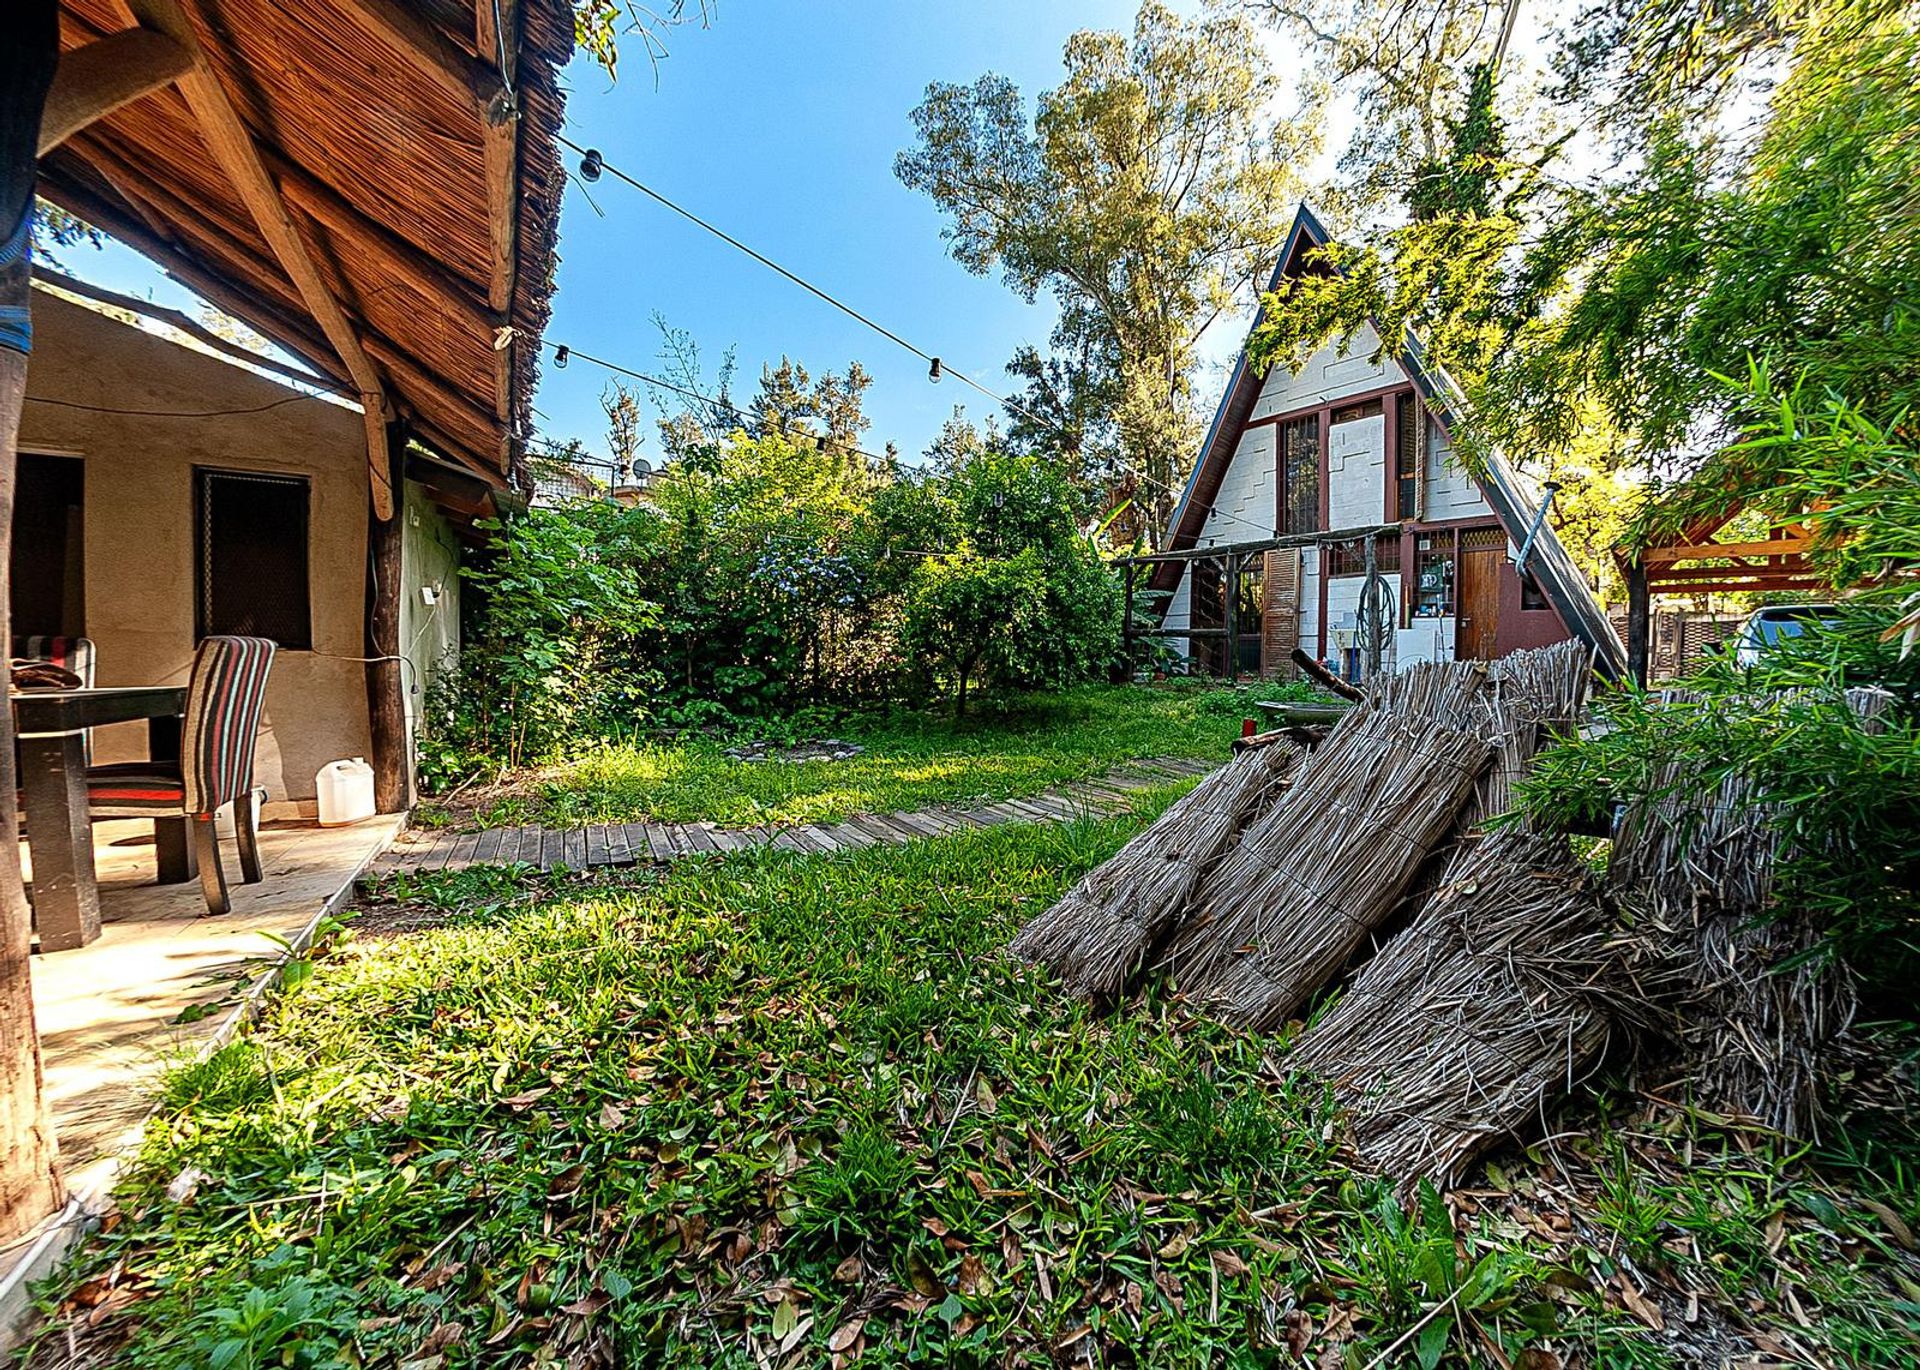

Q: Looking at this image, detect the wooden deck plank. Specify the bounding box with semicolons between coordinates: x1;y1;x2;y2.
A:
602;822;632;865
664;825;696;858
446;831;487;869
629;817;668;859
906;808;962;834
471;826;507;865
823;821;874;848
642;826;674;862
563;828;588;869
682;823;717;855
889;810;944;838
584;825;610;866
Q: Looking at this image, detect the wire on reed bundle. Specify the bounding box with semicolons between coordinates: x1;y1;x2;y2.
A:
1163;708;1493;1030
1008;740;1303;998
1291;829;1663;1189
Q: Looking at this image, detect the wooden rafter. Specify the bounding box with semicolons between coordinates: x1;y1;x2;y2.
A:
1642;535;1816;565
477;0;521;465
72;127;512;460
348;0;508;119
37;27;191;155
118;0;397;520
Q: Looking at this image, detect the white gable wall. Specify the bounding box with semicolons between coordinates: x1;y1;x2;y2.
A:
1161;322;1497;673
1252;322;1391;419
1327;412;1385;528
1424;422;1490;521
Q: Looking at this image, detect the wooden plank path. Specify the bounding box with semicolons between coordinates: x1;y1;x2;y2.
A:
373;756;1216;875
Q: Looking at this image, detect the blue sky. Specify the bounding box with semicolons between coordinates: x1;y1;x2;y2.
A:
536;0;1147;464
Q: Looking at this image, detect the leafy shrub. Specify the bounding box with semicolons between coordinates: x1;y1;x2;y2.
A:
419;500;660;777
1517;602;1920;1011
425;439;1129;775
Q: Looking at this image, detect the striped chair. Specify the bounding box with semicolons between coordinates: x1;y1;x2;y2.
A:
86;636;276;915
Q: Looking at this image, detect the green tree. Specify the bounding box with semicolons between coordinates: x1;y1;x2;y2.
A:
750;356;878;485
896;0;1311;542
894;454;1120;714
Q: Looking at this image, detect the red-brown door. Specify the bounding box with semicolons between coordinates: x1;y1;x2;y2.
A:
1457;549;1503;660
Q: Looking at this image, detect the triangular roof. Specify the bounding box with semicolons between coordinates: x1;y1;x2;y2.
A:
1160;205;1626;678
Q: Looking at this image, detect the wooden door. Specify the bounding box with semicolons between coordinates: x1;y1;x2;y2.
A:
1457;548;1502;660
1260;548;1300;676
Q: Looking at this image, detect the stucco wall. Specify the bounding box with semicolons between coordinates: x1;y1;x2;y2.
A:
17;288;372;804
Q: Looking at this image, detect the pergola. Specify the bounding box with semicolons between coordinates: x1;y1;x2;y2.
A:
1622;509;1824;684
1;0;574;1252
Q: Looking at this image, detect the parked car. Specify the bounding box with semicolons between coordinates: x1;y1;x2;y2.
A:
1730;604;1845;668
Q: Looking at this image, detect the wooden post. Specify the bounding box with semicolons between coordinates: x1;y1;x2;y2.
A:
1223;551;1240;682
0;0;67;1244
1625;559;1651;689
1118;560;1135;684
366;421;410;813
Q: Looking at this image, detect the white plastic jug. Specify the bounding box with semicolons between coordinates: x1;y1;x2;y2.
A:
316;757;377;826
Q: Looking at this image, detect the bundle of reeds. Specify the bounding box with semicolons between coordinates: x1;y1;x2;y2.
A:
1164;709;1492;1029
1474;642;1594;824
1292;830;1659;1188
1612;717;1866;1138
1008;740;1302;998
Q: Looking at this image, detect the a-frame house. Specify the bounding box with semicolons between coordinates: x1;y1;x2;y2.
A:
1149;207;1624;680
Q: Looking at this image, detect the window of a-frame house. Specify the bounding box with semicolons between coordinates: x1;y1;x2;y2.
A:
1278;415;1319;534
1395;396;1420;520
195;469;313;650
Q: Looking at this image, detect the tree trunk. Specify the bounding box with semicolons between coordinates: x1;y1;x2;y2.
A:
0;0;67;1244
1625;559;1650;689
365;421;409;813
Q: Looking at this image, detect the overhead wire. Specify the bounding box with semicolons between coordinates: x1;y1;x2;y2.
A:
554;135;1059;433
538;339;895;469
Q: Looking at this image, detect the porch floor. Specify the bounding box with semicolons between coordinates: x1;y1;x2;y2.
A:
25;813;402;1193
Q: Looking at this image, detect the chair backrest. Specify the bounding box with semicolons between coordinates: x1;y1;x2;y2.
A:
181;636;276;816
11;635;95;686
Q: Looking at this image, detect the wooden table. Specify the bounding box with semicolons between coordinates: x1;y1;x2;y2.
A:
12;686;189;952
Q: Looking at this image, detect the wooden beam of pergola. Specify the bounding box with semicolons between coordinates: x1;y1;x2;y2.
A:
52;143;505;465
1646;562;1819;586
476;0;520;467
1642;535;1817;565
119;0;396;519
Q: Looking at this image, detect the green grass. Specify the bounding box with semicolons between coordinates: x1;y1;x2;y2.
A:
453;681;1321;829
24;809;1920;1369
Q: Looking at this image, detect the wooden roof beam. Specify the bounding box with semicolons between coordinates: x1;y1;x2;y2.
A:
477;0;521;468
349;0;509;120
35;172;353;390
266;149;501;341
1641;536;1817;565
52;150;506;457
38;28;192;155
120;0;396;519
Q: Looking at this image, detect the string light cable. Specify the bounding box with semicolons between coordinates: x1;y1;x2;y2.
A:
547;138;1283;547
557;135;1058;431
